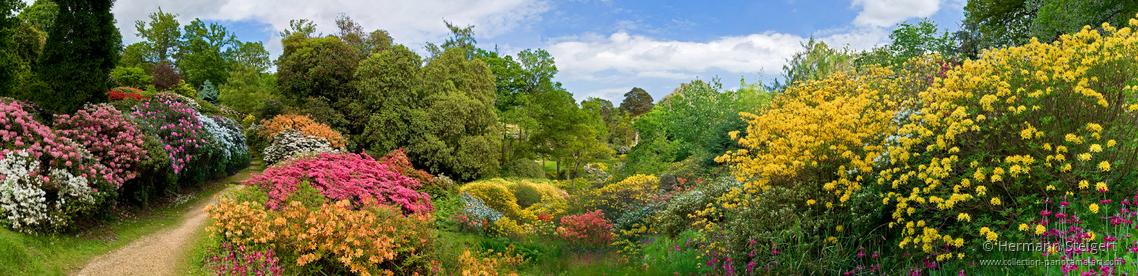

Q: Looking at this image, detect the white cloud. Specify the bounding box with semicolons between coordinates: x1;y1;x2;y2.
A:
851;0;941;27
547;28;889;84
112;0;550;45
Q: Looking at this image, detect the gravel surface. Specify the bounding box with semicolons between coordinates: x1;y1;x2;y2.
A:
78;161;260;276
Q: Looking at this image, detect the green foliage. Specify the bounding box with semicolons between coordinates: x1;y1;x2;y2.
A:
227;41;270;73
333;15;393;61
133;7;180;63
0;0;21;95
965;0;1138;46
501;159;545;179
355;45;501;180
218;69;273;115
16;0;54;32
33;0;121;115
782;38;856;86
618;87;653;117
110;66;153;88
277;36;357;101
119;134;178;206
179;18;235;89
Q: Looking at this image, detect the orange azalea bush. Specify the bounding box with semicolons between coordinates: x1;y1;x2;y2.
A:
205;192;434;275
258;114;347;148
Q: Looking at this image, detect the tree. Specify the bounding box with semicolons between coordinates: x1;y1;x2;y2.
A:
0;0;23;94
355;45;501;180
110;66;152;88
16;0;54;32
218;68;273;114
227;41;270;73
964;0;1138;46
178;18;235;88
36;0;121;114
425;20;476;59
334;14;393;60
149;61;181;91
198;79;218;104
782;39;856;86
619;87;653;117
134;7;179;63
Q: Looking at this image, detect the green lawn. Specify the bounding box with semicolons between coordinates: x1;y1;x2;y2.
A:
0;179;234;275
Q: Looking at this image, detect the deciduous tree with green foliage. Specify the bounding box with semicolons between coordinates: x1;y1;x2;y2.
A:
134;7;179;63
178;18;235;88
619;87;653;117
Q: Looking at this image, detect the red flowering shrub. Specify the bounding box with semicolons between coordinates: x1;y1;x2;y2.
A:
243;152;433;214
106;87;148;101
53;103;147;189
558;210;615;248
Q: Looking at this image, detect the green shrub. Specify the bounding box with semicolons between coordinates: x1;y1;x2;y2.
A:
501;159;544;179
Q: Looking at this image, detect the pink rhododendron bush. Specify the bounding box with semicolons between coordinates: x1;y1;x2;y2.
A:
53;103;147;188
0;100;114;233
243;152;434;214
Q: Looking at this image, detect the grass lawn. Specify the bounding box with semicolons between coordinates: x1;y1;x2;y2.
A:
0;178;234;275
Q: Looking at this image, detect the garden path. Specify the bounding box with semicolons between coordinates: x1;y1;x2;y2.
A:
76;161;262;276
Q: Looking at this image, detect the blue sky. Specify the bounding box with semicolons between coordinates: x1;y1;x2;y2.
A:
87;0;967;103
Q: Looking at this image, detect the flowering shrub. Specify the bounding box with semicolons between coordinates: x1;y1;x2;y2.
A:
262;129;341;165
454;248;524;276
53;103;147;188
106;87;148;101
460;182;529;221
205;196;434;275
0;100;112;233
456;192;504;234
198;114;250;175
152;92;201;110
130;97;208;175
243;152;433;214
873;23;1138;265
587;174;658;221
204;242;282;276
258;114;346;149
378;149;451;199
558;210;615;248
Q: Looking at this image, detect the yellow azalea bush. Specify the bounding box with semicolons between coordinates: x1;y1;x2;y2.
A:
460;182;532;222
205;187;435;275
586;174;659;219
876;21;1138;262
712;55;948;271
454;248;525;276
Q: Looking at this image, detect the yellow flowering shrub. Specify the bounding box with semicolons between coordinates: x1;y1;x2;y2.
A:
586;174;659;219
460;182;530;221
876;22;1138;262
455;248;524;276
711;55;949;271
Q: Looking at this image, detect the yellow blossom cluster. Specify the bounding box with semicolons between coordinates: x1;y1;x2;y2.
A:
879;21;1138;261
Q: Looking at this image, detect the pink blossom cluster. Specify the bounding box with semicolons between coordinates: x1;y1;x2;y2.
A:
558;209;615;248
54;103;147;188
130;98;208;174
0;100;109;188
243;152;434;214
206;242;282;276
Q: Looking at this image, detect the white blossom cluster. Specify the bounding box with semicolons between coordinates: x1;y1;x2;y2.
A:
0;151;95;233
198;114;249;162
460;192;503;225
262;129;340;165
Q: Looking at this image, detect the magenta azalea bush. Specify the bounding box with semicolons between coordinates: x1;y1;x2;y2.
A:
130;98;208;175
53;103;147;189
243;152;433;214
0;100;112;233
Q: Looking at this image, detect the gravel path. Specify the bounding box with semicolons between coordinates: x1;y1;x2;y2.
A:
77;162;260;276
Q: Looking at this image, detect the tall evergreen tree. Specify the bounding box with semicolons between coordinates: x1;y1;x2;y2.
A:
36;0;121;114
0;0;22;94
619;87;654;117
